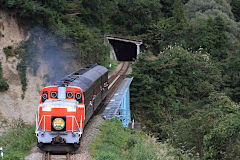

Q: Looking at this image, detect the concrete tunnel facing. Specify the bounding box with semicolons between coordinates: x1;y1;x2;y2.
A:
105;35;142;61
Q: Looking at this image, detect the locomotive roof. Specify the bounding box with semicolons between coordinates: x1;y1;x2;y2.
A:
54;64;108;92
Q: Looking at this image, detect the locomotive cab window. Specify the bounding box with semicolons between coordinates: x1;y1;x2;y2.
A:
66;92;73;98
50;91;58;99
42;91;48;102
75;92;82;103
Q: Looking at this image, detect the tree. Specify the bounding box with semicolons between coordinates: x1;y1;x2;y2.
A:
167;92;239;158
223;56;240;102
159;0;189;17
37;0;67;12
66;18;110;66
112;0;162;35
173;0;186;23
204;112;240;160
231;0;240;21
168;108;222;157
80;0;119;31
143;0;187;54
130;46;222;138
186;16;229;61
185;0;240;40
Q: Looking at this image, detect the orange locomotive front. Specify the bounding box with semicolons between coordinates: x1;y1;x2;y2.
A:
35;64;108;153
36;86;84;152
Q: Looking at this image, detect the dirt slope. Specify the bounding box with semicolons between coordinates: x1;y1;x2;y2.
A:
0;10;45;123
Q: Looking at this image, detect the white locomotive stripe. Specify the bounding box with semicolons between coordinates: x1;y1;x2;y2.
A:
78;105;85;108
78;105;85;120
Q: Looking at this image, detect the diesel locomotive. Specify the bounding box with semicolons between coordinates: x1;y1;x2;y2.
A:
35;64;108;153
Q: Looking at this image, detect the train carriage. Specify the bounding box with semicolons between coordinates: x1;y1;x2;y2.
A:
36;64;108;153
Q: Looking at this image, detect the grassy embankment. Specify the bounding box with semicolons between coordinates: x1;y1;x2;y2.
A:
89;119;193;160
0;119;36;160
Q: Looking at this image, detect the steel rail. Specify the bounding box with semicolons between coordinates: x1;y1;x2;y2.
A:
97;62;130;114
108;62;126;84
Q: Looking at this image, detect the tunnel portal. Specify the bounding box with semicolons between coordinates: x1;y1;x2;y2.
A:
105;36;142;61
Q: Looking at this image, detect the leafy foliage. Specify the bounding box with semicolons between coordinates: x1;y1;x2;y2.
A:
89;119;191;160
0;119;36;160
185;16;229;60
131;46;221;138
0;62;9;92
142;0;187;54
16;60;27;94
204;111;240;159
81;0;162;35
167;93;239;157
143;15;229;61
222;56;240;102
130;43;240;158
66;18;110;66
231;0;240;22
3;46;14;59
0;0;239;159
14;37;40;95
185;0;240;40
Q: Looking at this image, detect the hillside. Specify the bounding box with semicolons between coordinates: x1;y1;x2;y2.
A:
0;10;43;122
89;119;192;160
0;0;239;159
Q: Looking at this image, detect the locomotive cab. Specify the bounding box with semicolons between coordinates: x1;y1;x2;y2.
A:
36;86;84;153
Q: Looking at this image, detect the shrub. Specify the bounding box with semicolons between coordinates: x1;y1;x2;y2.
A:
3;46;13;59
0;62;9;92
231;0;240;22
223;56;240;102
0;78;9;92
89;119;191;160
185;16;229;61
204;113;240;159
185;0;240;40
17;60;27;93
0;119;36;160
96;152;120;160
130;46;221;138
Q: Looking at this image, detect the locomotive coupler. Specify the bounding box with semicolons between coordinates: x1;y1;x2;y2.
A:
52;136;66;144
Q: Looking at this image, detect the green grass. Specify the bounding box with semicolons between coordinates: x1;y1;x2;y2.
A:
0;119;36;160
105;59;120;72
89;119;193;160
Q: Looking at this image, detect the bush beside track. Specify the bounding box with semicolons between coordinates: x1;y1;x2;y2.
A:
89;119;192;160
0;119;36;160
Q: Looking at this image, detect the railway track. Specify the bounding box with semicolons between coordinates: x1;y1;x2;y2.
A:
108;62;125;84
42;152;71;160
99;62;130;113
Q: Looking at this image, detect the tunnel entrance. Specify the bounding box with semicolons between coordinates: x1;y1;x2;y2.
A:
105;35;142;61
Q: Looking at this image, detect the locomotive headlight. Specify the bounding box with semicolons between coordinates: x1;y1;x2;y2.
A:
67;105;76;112
52;118;65;130
42;105;52;111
